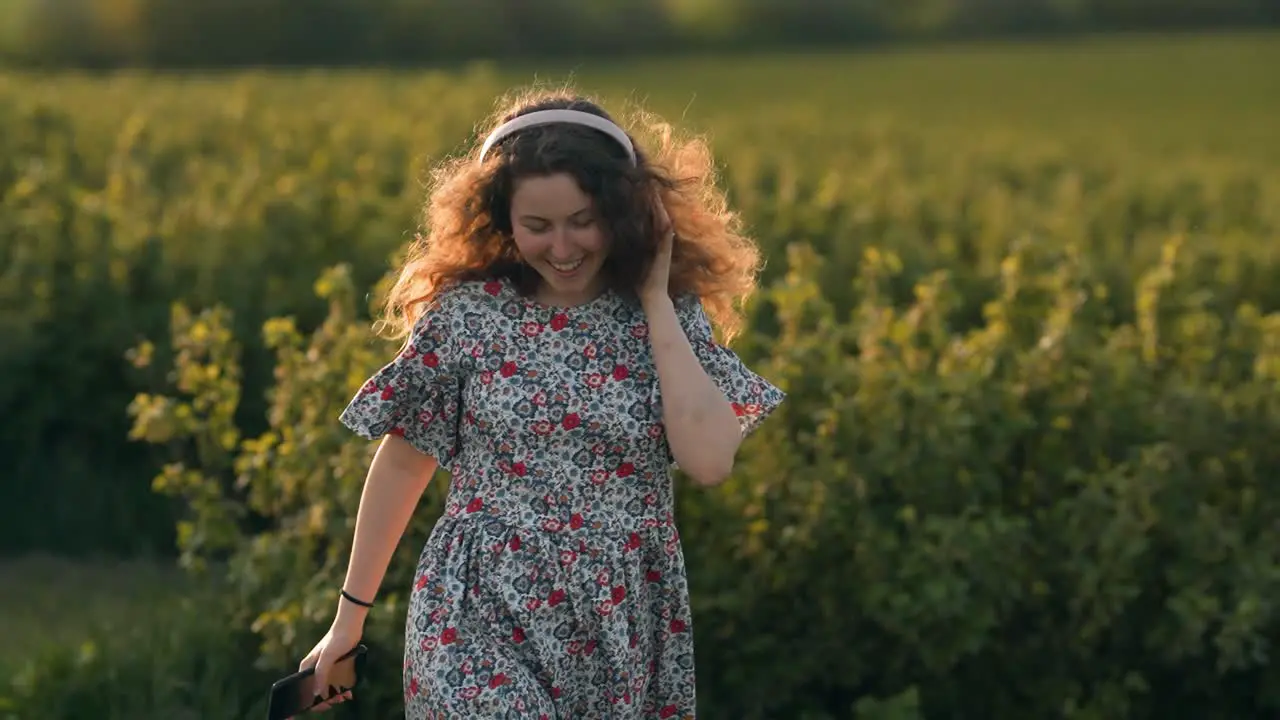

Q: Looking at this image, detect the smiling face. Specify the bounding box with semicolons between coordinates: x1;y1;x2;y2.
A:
509;173;610;306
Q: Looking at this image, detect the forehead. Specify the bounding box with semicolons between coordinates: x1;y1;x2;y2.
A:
511;173;592;217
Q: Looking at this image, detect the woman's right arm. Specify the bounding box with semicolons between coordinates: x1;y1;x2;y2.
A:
304;292;465;710
302;434;439;709
334;433;439;626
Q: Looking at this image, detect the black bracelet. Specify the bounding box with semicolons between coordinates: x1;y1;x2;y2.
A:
340;589;374;608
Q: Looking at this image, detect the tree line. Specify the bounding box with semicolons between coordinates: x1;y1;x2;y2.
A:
5;0;1278;69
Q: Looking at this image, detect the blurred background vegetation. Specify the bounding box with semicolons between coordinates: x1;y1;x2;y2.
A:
1;0;1277;68
2;1;1280;718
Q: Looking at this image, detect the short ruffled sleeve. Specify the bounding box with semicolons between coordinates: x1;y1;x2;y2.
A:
670;293;785;438
339;299;465;470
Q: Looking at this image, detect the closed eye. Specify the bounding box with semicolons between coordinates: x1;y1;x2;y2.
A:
519;210;595;233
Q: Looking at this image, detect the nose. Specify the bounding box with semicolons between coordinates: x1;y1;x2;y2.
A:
549;226;576;257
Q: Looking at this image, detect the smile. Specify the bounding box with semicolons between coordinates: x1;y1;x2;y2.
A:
548;258;584;274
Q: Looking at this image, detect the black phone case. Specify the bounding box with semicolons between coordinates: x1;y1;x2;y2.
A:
266;644;368;720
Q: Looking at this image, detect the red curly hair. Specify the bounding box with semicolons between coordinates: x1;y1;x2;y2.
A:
378;85;763;343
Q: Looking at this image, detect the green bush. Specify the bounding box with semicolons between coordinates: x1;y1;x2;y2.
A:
6;38;1280;717
5;36;1279;558
6;37;1280;558
122;230;1280;717
0;66;502;555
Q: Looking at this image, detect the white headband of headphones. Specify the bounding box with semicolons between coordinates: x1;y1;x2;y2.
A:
477;109;637;166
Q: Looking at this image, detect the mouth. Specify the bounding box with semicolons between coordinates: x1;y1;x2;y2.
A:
547;257;585;276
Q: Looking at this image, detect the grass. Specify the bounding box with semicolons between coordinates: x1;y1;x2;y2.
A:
500;31;1280;164
3;31;1276;166
2;29;1278;718
0;554;195;677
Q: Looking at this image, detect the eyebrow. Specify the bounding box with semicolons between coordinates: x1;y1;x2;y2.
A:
518;207;593;222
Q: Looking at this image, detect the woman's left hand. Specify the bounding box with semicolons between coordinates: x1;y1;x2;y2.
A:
641;190;674;304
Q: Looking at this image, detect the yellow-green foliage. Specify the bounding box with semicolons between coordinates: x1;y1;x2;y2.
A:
5;34;1280;719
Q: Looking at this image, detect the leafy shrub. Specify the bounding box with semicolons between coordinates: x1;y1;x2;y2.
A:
123;229;1280;717
126;265;436;716
4;38;1279;558
5;42;1280;717
0;66;501;555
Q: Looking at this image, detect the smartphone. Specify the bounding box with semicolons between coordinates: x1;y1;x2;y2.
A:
266;644;368;720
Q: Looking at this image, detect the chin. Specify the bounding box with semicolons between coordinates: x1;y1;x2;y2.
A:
537;261;605;301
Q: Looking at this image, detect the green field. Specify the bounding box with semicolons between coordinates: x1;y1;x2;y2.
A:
0;556;193;673
533;32;1280;162
4;32;1280;719
5;32;1278;169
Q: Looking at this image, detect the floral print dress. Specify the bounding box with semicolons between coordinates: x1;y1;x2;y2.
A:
339;276;785;719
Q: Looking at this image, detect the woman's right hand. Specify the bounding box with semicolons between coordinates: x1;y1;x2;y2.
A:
295;614;363;714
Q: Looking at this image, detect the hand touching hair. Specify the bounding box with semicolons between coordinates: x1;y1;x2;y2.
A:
379;86;764;343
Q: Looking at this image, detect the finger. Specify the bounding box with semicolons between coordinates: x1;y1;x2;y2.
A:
311;682;333;711
326;686;350;704
653;190;668;216
311;661;333;708
297;647;321;673
657;222;675;250
311;687;336;712
655;200;671;232
650;187;670;225
317;685;345;710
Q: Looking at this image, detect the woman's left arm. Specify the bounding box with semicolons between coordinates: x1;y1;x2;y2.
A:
643;293;742;486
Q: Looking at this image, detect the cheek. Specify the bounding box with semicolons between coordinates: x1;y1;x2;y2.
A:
511;231;547;258
576;226;608;254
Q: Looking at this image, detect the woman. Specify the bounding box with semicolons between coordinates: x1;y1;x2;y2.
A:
297;88;785;719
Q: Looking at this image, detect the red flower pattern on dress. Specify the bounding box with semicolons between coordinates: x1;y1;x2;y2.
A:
338;277;785;719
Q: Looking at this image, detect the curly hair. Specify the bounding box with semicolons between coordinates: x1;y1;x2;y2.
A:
378;85;764;343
